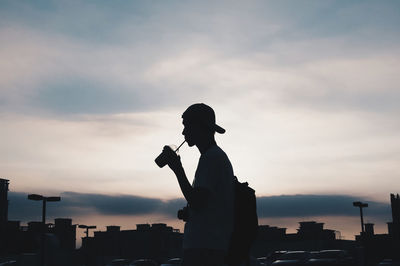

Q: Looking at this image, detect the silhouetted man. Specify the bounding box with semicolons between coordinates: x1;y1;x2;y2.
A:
163;103;235;266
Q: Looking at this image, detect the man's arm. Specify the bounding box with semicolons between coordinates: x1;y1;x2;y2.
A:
164;146;210;210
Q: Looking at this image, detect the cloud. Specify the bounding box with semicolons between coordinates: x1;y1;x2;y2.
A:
256;194;391;221
1;1;400;117
7;191;187;222
1;1;399;220
60;192;163;216
34;77;145;115
8;191;391;224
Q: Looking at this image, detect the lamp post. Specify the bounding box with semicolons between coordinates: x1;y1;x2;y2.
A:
28;194;61;266
28;194;61;225
78;224;97;238
79;224;96;266
353;201;368;233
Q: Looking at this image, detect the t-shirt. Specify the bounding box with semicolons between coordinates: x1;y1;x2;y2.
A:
183;144;235;251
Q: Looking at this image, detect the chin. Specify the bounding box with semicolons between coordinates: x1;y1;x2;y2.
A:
186;140;195;147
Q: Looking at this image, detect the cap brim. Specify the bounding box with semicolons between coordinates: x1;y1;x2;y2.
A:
215;124;225;134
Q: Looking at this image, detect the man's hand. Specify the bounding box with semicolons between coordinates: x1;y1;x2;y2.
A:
163;145;183;173
163;146;208;210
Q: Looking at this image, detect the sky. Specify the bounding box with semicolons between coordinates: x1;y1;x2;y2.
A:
1;0;400;243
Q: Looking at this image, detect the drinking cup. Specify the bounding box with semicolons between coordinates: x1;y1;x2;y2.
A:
155;145;178;168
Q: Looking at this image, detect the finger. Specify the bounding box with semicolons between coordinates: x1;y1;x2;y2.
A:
163;145;171;152
163;147;173;156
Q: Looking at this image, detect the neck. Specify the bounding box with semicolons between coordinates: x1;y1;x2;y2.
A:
196;138;216;155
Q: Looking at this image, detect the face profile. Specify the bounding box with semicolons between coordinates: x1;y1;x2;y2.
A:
182;120;195;147
182;120;208;147
181;103;225;149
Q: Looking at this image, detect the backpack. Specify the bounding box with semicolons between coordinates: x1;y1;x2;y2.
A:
225;176;259;266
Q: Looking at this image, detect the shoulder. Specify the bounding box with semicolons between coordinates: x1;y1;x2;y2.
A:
201;145;233;173
202;145;228;162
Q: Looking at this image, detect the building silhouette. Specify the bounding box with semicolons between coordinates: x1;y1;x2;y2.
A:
388;193;400;240
252;221;355;258
0;179;9;228
296;221;336;240
1;218;76;253
0;178;11;254
2;177;399;266
81;223;183;265
0;179;78;265
52;218;76;250
355;193;400;265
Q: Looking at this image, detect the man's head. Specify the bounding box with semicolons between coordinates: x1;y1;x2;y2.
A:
182;103;225;147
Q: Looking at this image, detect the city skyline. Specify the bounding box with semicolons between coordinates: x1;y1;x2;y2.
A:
5;182;395;244
2;190;398;264
1;0;400;242
1;178;399;252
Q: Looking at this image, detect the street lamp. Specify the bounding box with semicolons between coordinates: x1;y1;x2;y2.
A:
28;194;61;225
353;201;368;233
79;225;96;266
78;224;97;238
27;194;61;266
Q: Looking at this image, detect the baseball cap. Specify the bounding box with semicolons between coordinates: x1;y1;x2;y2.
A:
182;103;226;134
